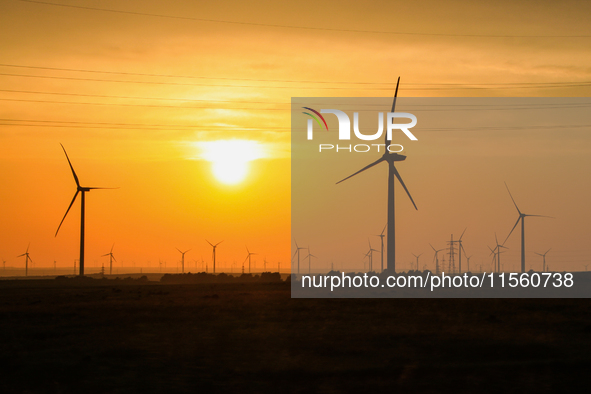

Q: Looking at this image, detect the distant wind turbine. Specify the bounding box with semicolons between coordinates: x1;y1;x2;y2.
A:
456;228;467;273
534;248;551;272
336;78;417;272
306;247;317;274
504;182;552;273
55;144;115;276
429;243;444;275
244;246;256;274
206;240;222;274
17;244;32;276
367;239;379;272
375;224;386;272
176;248;190;273
102;244;117;275
292;240;306;275
412;253;423;271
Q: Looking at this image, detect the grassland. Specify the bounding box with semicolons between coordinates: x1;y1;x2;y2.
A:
0;278;589;393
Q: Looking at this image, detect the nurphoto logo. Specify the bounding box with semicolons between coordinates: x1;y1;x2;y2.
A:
303;106;418;153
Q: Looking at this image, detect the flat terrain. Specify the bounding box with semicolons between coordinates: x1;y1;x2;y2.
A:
0;279;590;393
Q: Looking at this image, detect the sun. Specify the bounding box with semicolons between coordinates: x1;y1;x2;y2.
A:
196;140;265;185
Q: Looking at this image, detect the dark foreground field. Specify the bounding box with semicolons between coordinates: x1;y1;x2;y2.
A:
0;279;590;393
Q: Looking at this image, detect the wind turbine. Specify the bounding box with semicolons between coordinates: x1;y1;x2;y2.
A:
429;243;444;275
176;248;190;273
102;244;117;275
503;182;551;273
306;247;317;274
17;244;32;276
375;224;386;272
466;255;472;272
244;246;256;274
534;248;551;272
456;228;467;273
336;78;418;272
292;240;306;275
367;239;379;272
55;144;115;276
412;253;423;271
206;240;222;274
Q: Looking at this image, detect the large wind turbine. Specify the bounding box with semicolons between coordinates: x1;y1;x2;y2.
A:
244;246;256;274
503;182;551;273
336;78;417;272
176;248;190;273
17;244;32;276
374;224;386;272
55;144;115;276
534;248;551;272
206;240;222;274
102;244;117;275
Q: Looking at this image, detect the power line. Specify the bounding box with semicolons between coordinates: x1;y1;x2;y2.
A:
2;72;591;90
18;0;591;38
3;64;591;87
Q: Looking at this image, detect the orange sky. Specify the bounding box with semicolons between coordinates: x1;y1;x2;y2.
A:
1;0;590;274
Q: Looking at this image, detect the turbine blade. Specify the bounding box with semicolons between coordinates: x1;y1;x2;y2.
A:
459;227;467;241
545;248;551;254
524;214;553;218
504;216;521;245
55;191;80;236
176;247;182;253
246;246;250;254
429;243;436;252
504;182;521;215
111;244;114;253
86;187;118;190
60;144;80;188
206;240;213;247
17;253;25;257
381;224;387;235
112;255;117;262
336;157;385;184
215;241;223;247
386;77;400;148
101;253;110;257
392;165;418;210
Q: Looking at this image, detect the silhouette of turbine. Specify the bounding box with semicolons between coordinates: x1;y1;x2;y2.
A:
306;247;317;274
243;246;256;274
412;253;423;271
534;248;551;272
429;243;444;275
176;248;190;273
503;182;551;273
456;228;467;273
374;224;386;272
102;244;117;275
206;240;222;274
292;240;306;275
336;78;417;272
55;144;115;276
17;244;32;276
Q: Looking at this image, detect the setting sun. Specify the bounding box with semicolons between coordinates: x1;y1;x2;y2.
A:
196;140;266;185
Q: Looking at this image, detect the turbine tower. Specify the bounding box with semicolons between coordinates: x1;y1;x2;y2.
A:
102;244;117;275
503;182;551;273
367;239;378;272
17;244;32;276
176;248;190;273
55;144;115;276
206;240;222;274
534;248;551;272
243;246;256;274
336;78;417;272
